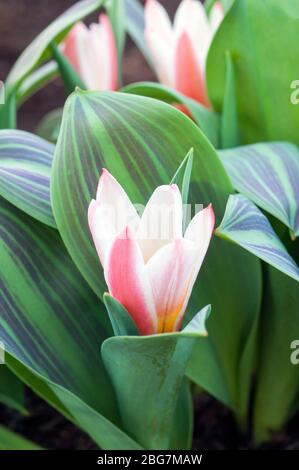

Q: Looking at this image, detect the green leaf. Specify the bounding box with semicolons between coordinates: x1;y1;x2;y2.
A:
36;108;63;143
0;196;143;449
16;62;58;106
253;268;299;443
123;0;152;67
216;194;299;282
0;130;56;227
219;142;299;238
6;0;105;93
102;306;210;450
103;293;140;336
123;82;220;147
51;90;262;422
207;0;299;145
0;367;27;415
50;43;86;94
0;425;42;450
171;148;194;231
0;91;16;130
220;51;239;149
106;0;126;85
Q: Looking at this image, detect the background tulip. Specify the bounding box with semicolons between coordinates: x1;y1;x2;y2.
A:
88;169;215;335
144;0;224;107
63;14;118;91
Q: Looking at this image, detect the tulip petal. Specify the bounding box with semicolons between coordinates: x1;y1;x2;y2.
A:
106;227;157;335
180;204;215;316
88;169;139;267
63;22;88;74
75;15;117;90
175;31;210;106
210;1;224;35
145;0;173;43
184;204;215;248
144;31;174;87
137;184;182;262
147;238;196;333
174;0;211;69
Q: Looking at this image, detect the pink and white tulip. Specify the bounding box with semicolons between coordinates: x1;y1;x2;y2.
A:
88;169;215;335
144;0;224;107
63;14;118;91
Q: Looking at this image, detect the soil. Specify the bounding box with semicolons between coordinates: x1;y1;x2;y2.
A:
0;0;298;451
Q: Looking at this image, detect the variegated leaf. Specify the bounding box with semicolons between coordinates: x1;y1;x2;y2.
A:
217;194;299;282
219;142;299;237
0;130;55;227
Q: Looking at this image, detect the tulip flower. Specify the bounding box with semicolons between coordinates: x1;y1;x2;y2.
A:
88;169;215;335
63;14;117;91
144;0;224;107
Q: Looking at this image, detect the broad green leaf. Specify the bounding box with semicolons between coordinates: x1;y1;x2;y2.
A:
102;306;210;450
0;197;143;449
16;62;58;106
207;0;299;145
123;82;220;147
253;268;299;443
50;43;86;94
0;367;27;415
36;108;63;144
0;425;42;450
51;90;262;421
219;142;299;238
123;0;152;67
0;130;56;227
6;0;105;93
220;51;239;149
216;194;299;282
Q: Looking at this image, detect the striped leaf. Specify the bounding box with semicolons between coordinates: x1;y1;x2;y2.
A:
51;90;262;422
123;82;220;147
0;130;55;227
217;194;299;282
0;196;142;449
6;0;105;93
219;142;299;237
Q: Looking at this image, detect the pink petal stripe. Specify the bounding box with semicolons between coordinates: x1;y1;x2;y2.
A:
63;22;87;74
106;227;157;335
175;32;210;107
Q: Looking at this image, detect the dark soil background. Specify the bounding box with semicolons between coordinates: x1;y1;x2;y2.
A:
0;0;299;450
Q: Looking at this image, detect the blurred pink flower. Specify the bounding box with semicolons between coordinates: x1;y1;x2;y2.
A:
63;14;117;91
144;0;224;107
